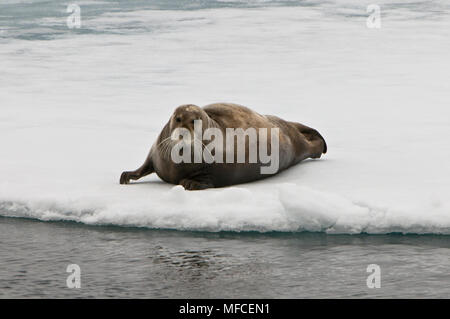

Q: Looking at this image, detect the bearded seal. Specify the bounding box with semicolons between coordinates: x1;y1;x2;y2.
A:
120;103;327;190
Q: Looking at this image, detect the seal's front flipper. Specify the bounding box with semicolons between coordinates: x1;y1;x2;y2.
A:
120;157;155;184
120;171;132;184
120;170;148;184
179;178;214;191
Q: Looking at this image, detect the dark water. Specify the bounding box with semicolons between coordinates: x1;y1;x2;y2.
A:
1;0;315;41
2;0;448;41
0;217;449;298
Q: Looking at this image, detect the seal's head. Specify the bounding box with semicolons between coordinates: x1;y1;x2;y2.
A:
168;104;212;143
169;104;209;133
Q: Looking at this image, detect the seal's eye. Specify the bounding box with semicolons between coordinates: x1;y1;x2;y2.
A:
191;119;195;124
175;117;181;123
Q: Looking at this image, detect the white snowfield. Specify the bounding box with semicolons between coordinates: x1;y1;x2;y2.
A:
1;3;449;234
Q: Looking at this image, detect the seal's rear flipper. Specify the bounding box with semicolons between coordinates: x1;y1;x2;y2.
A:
294;123;327;154
315;130;327;154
